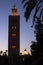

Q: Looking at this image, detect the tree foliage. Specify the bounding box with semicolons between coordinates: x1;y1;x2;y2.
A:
22;0;43;25
22;0;43;60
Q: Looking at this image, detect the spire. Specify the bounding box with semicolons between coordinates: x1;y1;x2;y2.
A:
11;5;18;16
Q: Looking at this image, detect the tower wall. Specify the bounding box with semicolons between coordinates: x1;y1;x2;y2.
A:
8;15;20;65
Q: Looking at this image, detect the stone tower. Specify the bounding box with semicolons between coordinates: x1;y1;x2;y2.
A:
8;5;20;65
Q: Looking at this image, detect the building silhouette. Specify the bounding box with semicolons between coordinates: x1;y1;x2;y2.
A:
8;5;20;65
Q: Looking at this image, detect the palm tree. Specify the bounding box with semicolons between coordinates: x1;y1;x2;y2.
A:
22;0;43;60
22;0;43;25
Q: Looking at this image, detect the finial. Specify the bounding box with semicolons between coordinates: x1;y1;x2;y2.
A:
12;4;17;10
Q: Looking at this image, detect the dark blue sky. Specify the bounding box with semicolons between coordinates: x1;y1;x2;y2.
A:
0;0;35;54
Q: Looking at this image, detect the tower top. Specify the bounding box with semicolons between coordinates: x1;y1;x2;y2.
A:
11;5;18;16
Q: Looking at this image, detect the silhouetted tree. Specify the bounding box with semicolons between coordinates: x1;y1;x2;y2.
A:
31;15;43;59
22;0;43;64
0;51;3;56
22;0;43;56
22;0;43;25
0;50;8;65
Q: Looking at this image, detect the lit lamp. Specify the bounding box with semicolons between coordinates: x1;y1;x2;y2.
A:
23;49;29;55
11;5;18;16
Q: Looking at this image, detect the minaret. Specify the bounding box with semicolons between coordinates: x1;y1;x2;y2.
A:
8;5;20;65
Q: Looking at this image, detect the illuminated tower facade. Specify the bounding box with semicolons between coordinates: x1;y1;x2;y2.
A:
8;5;20;65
